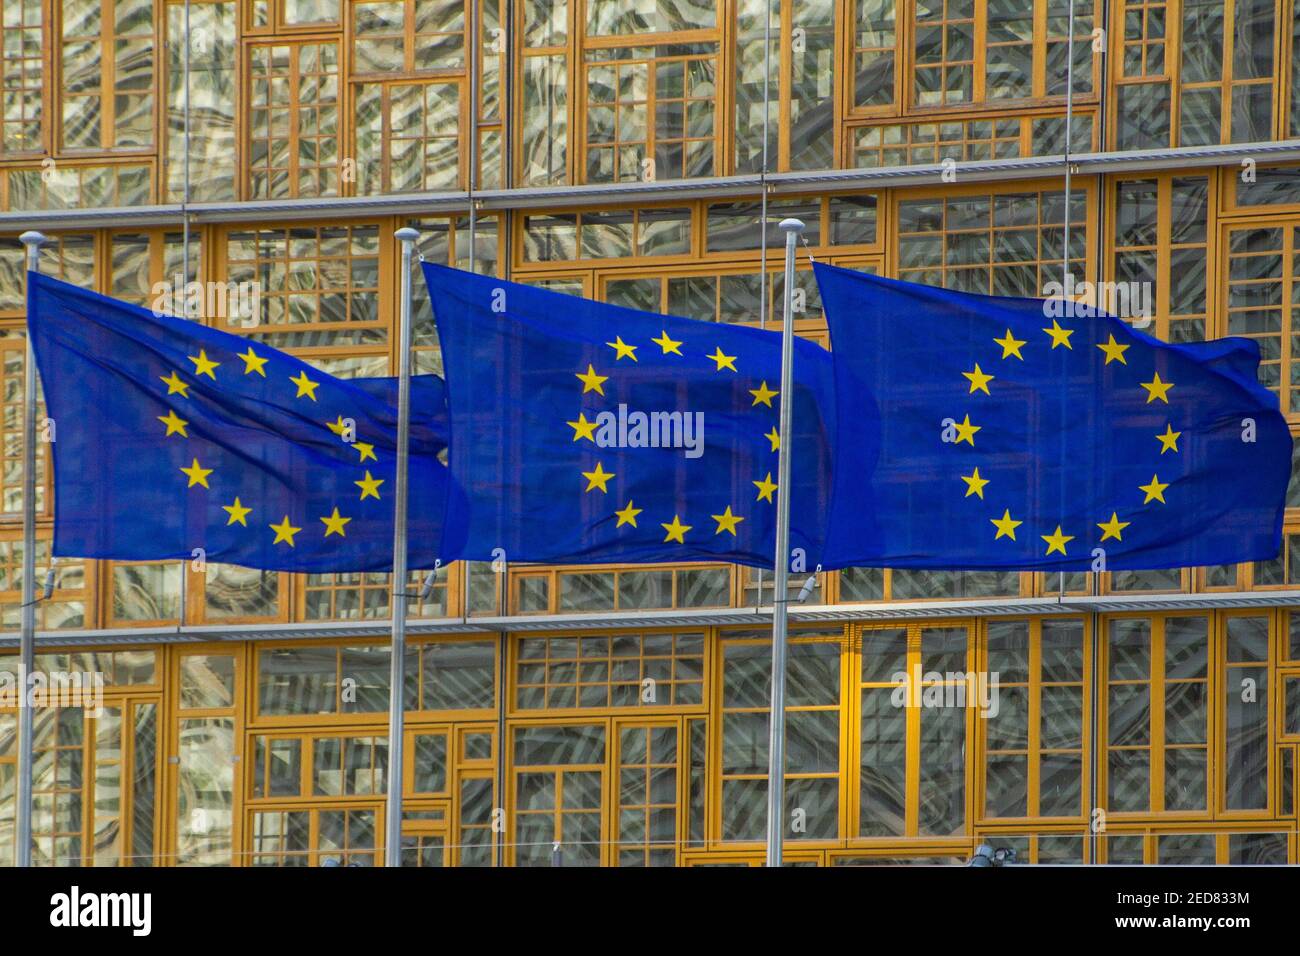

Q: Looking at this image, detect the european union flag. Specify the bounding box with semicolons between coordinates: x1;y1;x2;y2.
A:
423;262;835;569
28;274;450;572
814;262;1292;571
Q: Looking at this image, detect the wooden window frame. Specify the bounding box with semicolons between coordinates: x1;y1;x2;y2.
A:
510;628;709;716
506;718;609;866
1216;609;1276;818
849;620;976;840
1219;212;1299;420
0;0;49;157
212;219;393;354
167;644;247;866
0;160;154;214
56;0;161;154
888;177;1097;294
1110;0;1291;150
715;625;850;847
846;0;1104;120
1099;611;1214;820
975;616;1093;825
243;38;344;200
351;76;469;194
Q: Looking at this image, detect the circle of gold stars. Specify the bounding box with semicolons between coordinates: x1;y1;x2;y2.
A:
952;321;1178;558
565;332;781;544
160;347;382;549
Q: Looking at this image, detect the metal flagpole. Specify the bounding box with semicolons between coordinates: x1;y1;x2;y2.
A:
17;230;47;868
1062;0;1075;291
384;227;420;866
1059;0;1076;602
765;217;804;867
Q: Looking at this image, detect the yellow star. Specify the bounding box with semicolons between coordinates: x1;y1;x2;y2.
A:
1156;423;1181;454
764;427;780;452
953;414;980;446
606;336;638;362
270;515;301;547
180;458;213;489
962;363;994;396
582;461;615;493
991;509;1022;541
1139;474;1169;504
708;347;737;372
290;370;320;400
994;329;1026;360
1041;319;1074;349
567;411;598;443
652;330;683;355
1097;512;1131;542
355;470;384;500
614;500;642;528
575;364;609;396
160;370;190;397
320;507;351;538
749;381;778;407
353;441;377;463
222;497;251;527
238;346;268;376
188;349;220;379
157;409;189;437
1041;525;1075;556
753;472;778;503
661;514;691;543
1140;371;1173;404
711;505;744;536
326;415;350;436
1096;334;1130;365
961;467;988;499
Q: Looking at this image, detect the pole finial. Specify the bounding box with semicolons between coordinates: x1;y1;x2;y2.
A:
394;227;420;243
19;231;47;272
778;218;806;234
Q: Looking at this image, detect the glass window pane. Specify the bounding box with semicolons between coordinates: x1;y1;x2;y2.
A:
422;641;495;709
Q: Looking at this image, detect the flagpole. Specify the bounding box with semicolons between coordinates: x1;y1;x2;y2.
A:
1060;0;1075;603
384;227;420;866
17;230;47;868
765;217;804;867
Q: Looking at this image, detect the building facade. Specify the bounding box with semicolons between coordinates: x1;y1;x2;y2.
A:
0;0;1299;866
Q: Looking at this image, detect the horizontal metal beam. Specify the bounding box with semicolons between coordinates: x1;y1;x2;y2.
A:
764;138;1300;192
0;203;186;231
2;140;1296;232
6;588;1299;647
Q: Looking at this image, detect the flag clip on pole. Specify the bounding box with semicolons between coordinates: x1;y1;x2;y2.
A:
384;227;420;866
765;218;804;867
17;230;47;868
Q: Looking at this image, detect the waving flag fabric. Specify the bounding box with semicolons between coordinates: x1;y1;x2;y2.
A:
32;262;1287;577
424;262;836;569
814;262;1292;571
28;274;450;572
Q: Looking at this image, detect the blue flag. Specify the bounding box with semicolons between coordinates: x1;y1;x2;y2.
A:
423;262;835;569
814;262;1292;570
28;274;450;572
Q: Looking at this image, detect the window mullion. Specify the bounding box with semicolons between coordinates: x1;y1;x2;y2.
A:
778;0;793;171
1031;0;1048;100
101;0;115;150
1220;0;1236;141
406;0;418;74
973;0;988;103
1152;618;1168;812
904;626;922;836
1156;175;1172;333
1027;619;1043;817
1285;227;1296;419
